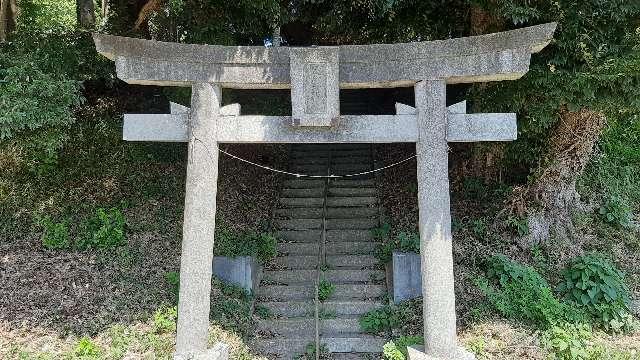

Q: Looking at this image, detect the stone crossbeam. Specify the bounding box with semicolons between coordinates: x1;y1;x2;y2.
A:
122;102;516;143
94;23;556;88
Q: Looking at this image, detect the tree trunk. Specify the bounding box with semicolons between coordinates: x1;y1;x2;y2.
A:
76;0;95;29
0;0;16;42
102;0;109;18
507;108;607;248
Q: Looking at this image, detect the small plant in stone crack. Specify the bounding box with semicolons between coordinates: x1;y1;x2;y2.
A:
317;279;335;302
254;305;273;319
297;343;330;360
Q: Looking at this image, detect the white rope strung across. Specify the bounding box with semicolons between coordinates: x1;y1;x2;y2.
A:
218;148;416;178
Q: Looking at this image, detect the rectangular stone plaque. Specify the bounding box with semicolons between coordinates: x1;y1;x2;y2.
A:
290;47;339;127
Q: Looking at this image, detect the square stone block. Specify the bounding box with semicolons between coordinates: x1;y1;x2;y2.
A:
290;47;339;127
212;256;261;293
407;345;475;360
392;251;422;303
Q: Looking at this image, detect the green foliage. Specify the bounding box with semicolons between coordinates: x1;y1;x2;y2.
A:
506;215;530;236
254;305;272;319
541;323;592;360
478;255;586;329
374;223;420;263
474;1;640;176
74;337;101;358
598;195;633;229
359;305;402;334
165;271;180;298
382;336;424;360
317;279;335;302
17;0;76;31
298;343;330;360
214;226;278;264
152;306;178;333
38;216;70;250
76;208;126;250
558;254;632;329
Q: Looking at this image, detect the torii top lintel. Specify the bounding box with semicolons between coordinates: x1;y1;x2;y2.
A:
93;22;556;89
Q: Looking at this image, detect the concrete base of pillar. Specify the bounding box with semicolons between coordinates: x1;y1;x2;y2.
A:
174;342;229;360
407;345;475;360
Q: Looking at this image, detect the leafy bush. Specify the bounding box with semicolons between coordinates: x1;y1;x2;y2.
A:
541;323;592;360
558;254;632;329
382;336;424;360
317;280;335;302
359;305;402;334
165;271;180;299
153;306;177;333
598;195;633;229
478;255;586;328
39;216;70;250
76;208;126;250
374;224;420;263
506;215;530;236
74;337;101;358
214;227;278;263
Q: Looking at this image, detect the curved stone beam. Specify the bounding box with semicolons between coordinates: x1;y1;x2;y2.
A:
94;23;555;87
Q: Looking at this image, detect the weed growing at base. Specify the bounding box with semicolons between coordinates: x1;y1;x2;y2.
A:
318;279;335;302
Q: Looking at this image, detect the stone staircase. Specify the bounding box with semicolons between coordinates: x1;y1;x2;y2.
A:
252;144;387;359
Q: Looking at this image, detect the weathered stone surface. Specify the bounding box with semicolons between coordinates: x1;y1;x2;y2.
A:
212;256;261;293
407;345;475;360
175;83;220;358
392;252;422;303
396;102;417;115
94;23;556;87
447;113;517;142
290;47;339;127
220;103;240;116
122;112;516;143
415;80;467;357
190;343;230;360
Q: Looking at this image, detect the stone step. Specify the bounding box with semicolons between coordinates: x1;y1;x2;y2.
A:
272;256;318;269
330;179;376;188
280;188;324;198
258;300;385;318
256;317;364;337
332;284;386;300
257;284;384;302
330;164;372;174
251;338;313;359
280;197;324;208
326;207;378;219
327;255;379;269
275;207;323;219
321;318;362;334
277;230;321;243
277;243;318;256
257;318;315;336
322;335;387;353
325;269;385;283
282;179;325;189
290;164;330;174
326;219;378;230
262;269;316;284
326;197;376;207
256;285;314;301
326;230;374;242
277;218;322;230
325;242;379;256
328;188;376;197
331;352;382;360
263;269;384;284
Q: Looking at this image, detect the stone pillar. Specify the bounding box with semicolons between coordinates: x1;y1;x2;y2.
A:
411;80;474;360
175;83;222;359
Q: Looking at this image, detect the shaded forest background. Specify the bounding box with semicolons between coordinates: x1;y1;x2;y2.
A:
1;0;640;359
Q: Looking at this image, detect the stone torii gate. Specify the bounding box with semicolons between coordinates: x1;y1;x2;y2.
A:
93;22;556;360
